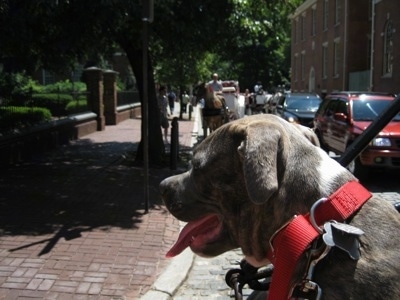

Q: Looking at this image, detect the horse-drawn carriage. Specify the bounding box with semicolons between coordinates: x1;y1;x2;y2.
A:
249;89;273;114
221;81;245;120
197;80;245;138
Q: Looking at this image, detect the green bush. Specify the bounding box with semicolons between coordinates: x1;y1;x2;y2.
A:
0;72;42;99
41;80;86;94
66;99;89;114
31;93;73;116
0;106;52;134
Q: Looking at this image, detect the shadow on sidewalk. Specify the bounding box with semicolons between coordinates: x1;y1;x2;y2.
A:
0;138;188;256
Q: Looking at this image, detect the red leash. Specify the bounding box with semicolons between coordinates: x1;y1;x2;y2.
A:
266;181;372;300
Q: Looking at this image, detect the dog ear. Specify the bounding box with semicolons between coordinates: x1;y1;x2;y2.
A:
238;123;284;204
293;124;320;147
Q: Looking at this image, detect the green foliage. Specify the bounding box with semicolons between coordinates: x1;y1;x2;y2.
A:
0;72;42;98
0;106;52;134
115;78;125;91
0;72;89;116
65;99;89;114
153;0;303;91
41;80;86;93
0;0;304;164
31;93;72;117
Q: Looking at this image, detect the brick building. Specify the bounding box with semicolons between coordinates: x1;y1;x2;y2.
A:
290;0;400;97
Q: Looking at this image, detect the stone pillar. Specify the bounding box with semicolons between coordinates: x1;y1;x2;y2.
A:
103;69;119;125
83;67;105;131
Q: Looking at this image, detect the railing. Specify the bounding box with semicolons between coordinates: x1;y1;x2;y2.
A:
0;90;140;135
117;91;140;106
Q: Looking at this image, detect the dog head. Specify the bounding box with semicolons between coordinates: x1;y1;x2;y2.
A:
160;114;355;264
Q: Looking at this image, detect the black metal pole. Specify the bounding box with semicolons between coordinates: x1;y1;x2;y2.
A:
170;117;179;170
142;17;150;213
338;95;400;167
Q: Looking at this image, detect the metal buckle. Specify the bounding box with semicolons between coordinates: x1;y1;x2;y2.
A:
309;197;328;234
290;279;322;300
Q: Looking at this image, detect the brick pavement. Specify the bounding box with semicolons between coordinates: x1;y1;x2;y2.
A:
0;115;195;299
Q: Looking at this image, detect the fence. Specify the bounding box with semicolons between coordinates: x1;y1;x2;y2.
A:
0;68;142;164
0;88;140;136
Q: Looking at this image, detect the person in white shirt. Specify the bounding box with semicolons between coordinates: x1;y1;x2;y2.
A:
208;73;223;93
254;81;262;94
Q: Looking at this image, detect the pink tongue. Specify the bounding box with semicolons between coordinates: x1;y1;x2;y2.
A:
166;214;219;258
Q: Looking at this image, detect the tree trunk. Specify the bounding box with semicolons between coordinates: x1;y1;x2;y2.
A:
124;46;166;166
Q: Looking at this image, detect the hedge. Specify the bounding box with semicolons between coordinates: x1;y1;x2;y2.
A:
65;99;89;114
31;93;73;116
0;106;52;135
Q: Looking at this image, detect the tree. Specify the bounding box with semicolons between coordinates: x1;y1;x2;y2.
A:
0;0;302;164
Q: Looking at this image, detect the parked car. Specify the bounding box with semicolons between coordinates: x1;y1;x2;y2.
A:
313;91;400;179
275;92;322;127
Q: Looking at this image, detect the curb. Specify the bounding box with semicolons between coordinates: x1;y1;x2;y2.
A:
140;247;194;300
140;107;201;299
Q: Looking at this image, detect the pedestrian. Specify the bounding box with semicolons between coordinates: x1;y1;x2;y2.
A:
182;91;190;113
198;97;205;109
244;88;252;115
254;81;262;94
208;73;223;93
167;89;176;115
158;86;169;144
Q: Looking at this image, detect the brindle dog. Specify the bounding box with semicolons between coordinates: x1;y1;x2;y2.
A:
160;114;400;299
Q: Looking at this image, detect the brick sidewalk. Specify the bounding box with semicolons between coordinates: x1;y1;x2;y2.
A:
0;116;195;299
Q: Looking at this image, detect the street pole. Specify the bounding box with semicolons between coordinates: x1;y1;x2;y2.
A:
142;0;153;213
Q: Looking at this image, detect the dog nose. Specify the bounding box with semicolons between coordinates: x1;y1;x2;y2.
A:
159;177;185;213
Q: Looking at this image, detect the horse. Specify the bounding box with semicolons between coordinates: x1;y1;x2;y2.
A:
196;83;229;138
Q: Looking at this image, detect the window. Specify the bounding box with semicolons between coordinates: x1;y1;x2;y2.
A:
383;20;393;75
336;100;347;116
325;99;339;117
294;54;299;82
335;0;341;25
301;52;306;80
301;14;306;41
323;0;329;30
294;18;299;44
322;44;328;78
333;40;340;77
311;8;316;36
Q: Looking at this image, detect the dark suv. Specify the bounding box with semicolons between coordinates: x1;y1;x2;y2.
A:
275;93;322;127
314;91;400;178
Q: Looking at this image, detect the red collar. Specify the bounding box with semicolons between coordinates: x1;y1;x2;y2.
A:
266;181;371;300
